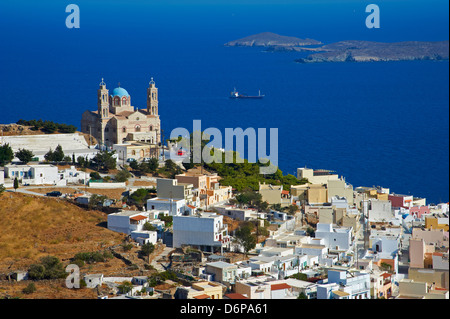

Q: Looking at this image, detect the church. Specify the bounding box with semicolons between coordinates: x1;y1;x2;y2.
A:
81;78;161;149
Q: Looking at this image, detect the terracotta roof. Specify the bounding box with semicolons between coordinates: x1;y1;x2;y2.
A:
281;190;290;195
381;273;392;279
187;205;196;209
193;294;210;299
271;283;291;291
225;293;248;299
130;215;148;221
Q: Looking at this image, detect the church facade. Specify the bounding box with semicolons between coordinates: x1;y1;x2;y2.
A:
81;78;161;148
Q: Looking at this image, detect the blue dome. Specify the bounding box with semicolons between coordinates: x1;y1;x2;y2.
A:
111;87;130;97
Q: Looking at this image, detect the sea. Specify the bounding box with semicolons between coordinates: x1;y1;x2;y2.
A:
0;1;448;204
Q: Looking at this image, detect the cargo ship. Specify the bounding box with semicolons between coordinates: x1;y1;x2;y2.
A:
230;88;264;99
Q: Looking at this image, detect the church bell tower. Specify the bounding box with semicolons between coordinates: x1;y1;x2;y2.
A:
98;78;109;119
147;77;158;116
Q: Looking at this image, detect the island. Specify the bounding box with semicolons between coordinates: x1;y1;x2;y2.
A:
295;40;449;63
225;33;449;63
224;32;322;47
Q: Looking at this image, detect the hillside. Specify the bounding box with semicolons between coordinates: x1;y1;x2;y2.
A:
0;192;126;274
225;32;322;47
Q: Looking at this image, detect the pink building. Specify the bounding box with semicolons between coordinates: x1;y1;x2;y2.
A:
409;206;431;219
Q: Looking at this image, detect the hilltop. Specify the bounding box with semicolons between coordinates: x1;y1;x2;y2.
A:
224;32;322;47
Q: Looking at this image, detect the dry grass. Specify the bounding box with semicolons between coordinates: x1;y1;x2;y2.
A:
0;192;125;273
132;180;156;187
86;188;127;200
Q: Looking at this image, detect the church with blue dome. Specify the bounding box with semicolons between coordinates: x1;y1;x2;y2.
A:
81;78;161;151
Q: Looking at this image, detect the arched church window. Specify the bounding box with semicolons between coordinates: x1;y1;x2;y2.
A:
122;127;127;133
149;125;153;131
114;96;120;106
122;97;127;105
135;125;141;132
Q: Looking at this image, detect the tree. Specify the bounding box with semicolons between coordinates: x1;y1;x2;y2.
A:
13;177;19;192
146;157;159;173
158;213;173;227
0;143;14;166
143;222;157;231
92;150;117;172
128;188;155;209
297;292;307;299
28;256;66;280
115;169;131;182
89;171;102;180
88;194;107;209
286;204;299;215
118;281;133;294
53;144;65;162
15;148;34;164
0;184;6;196
234;223;256;255
140;242;155;256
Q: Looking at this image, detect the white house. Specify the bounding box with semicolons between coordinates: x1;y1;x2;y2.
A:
317;270;370;299
172;212;230;252
107;210;150;235
0;169;4;185
4;164;63;186
365;199;393;222
146;197;186;216
315;223;353;252
58;166;89;184
131;230;158;245
84;274;104;288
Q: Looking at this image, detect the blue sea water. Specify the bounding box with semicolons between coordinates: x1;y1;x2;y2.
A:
0;1;448;203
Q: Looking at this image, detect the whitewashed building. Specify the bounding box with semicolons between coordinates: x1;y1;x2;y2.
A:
172;212;230;252
315;223;353;252
146;197;186;216
317;270;370;299
4;164;63;186
107;210;150;234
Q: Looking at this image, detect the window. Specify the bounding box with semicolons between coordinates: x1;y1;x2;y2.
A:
122;127;127;133
135;125;141;132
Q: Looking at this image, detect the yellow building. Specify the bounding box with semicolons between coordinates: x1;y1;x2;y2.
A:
175;281;223;299
425;215;449;232
291;183;327;204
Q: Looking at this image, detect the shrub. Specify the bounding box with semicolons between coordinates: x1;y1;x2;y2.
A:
27;256;66;280
22;283;37;294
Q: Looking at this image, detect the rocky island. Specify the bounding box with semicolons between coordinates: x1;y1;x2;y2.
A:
295;40;449;63
224;32;322;47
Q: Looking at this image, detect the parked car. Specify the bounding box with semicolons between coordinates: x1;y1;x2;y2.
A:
46;191;62;197
126;158;136;163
